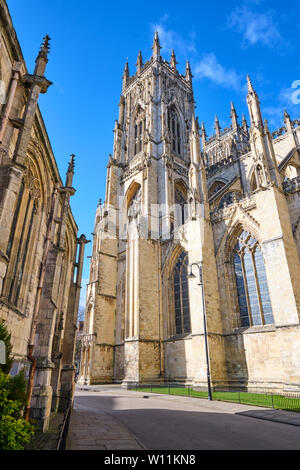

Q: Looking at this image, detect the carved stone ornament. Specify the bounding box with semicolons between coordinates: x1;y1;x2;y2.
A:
23;157;41;200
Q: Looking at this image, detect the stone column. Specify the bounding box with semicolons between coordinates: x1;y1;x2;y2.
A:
60;235;90;403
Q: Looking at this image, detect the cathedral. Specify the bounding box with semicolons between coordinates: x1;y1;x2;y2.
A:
80;32;300;393
0;0;88;430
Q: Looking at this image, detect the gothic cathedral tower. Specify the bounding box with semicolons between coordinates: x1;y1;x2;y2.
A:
80;32;227;388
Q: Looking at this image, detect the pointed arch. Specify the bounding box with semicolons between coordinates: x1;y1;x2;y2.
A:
174;179;188;225
131;103;146;158
222;223;273;328
208;179;227;199
167;104;183;156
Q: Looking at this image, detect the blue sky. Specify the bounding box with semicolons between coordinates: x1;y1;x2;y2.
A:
6;0;300;309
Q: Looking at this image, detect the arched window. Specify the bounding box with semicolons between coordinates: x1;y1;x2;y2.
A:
173;251;191;335
175;186;187;225
233;230;274;327
168;107;181;155
208;180;226;199
134;113;146;156
219;192;234;209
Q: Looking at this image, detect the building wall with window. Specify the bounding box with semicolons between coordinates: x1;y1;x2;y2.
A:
0;0;88;430
81;32;300;393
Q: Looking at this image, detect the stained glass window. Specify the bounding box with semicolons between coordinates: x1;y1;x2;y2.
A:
173;251;191;335
233;230;274;327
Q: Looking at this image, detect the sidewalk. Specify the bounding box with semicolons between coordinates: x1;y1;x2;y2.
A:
66;386;300;450
66;401;146;450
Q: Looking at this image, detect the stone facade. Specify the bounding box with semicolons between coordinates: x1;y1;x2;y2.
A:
0;0;88;430
80;33;300;393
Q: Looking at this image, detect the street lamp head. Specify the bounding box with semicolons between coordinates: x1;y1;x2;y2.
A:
188;266;196;279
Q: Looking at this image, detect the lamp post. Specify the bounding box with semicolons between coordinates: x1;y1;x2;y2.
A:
188;262;213;401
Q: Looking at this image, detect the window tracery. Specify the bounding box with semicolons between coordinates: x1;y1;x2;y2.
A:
233;230;274;327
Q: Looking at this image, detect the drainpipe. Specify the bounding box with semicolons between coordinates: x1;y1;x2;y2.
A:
25;184;59;421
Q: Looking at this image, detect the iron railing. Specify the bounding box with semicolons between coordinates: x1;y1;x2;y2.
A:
55;394;72;450
132;383;300;412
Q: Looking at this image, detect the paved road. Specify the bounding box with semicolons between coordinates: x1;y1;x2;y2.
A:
68;385;300;450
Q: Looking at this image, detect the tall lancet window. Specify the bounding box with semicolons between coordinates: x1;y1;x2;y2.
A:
233;230;274;327
175;186;187;225
168;107;181;155
134;112;146;157
173;251;191;335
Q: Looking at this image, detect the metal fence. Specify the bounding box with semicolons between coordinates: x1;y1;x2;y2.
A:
54;394;73;450
132;383;300;412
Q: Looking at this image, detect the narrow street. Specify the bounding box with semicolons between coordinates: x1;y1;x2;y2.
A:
66;385;300;450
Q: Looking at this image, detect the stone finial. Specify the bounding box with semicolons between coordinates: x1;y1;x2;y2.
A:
264;118;270;133
136;50;143;75
36;35;51;63
170;49;178;70
185;60;192;84
152;31;161;59
66;154;75;187
247;74;254;93
284;109;293;132
122;61;130;90
201;122;207;142
230;102;238;128
214;115;221;136
34;34;51;76
242;113;248;132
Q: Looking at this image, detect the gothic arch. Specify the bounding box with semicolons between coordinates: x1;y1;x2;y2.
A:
167;103;185;156
223;220;261;262
124;180;141;207
130;103;146;159
162;244;191;338
208;178;228;199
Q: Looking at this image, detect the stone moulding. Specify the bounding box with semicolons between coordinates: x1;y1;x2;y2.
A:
120;155;151;183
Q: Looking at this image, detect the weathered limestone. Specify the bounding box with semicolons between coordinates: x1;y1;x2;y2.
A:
82;35;300;394
0;0;85;430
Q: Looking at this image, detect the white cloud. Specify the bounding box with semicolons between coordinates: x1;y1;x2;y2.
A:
228;6;283;48
151;16;196;57
263;84;300;128
194;53;243;91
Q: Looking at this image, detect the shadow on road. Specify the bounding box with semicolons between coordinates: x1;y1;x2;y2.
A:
71;394;300;450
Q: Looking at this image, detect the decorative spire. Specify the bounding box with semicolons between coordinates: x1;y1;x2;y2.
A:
122;61;130;90
247;74;254;93
66;154;75;187
185;60;192;84
264;118;270;133
230;102;238;128
214;115;221;137
34;34;51;76
152;31;161;60
170;49;178;70
190;114;201;164
284;109;293;132
242;113;248;133
36;35;51;63
246;75;263;129
136;50;143;75
201;122;207;143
